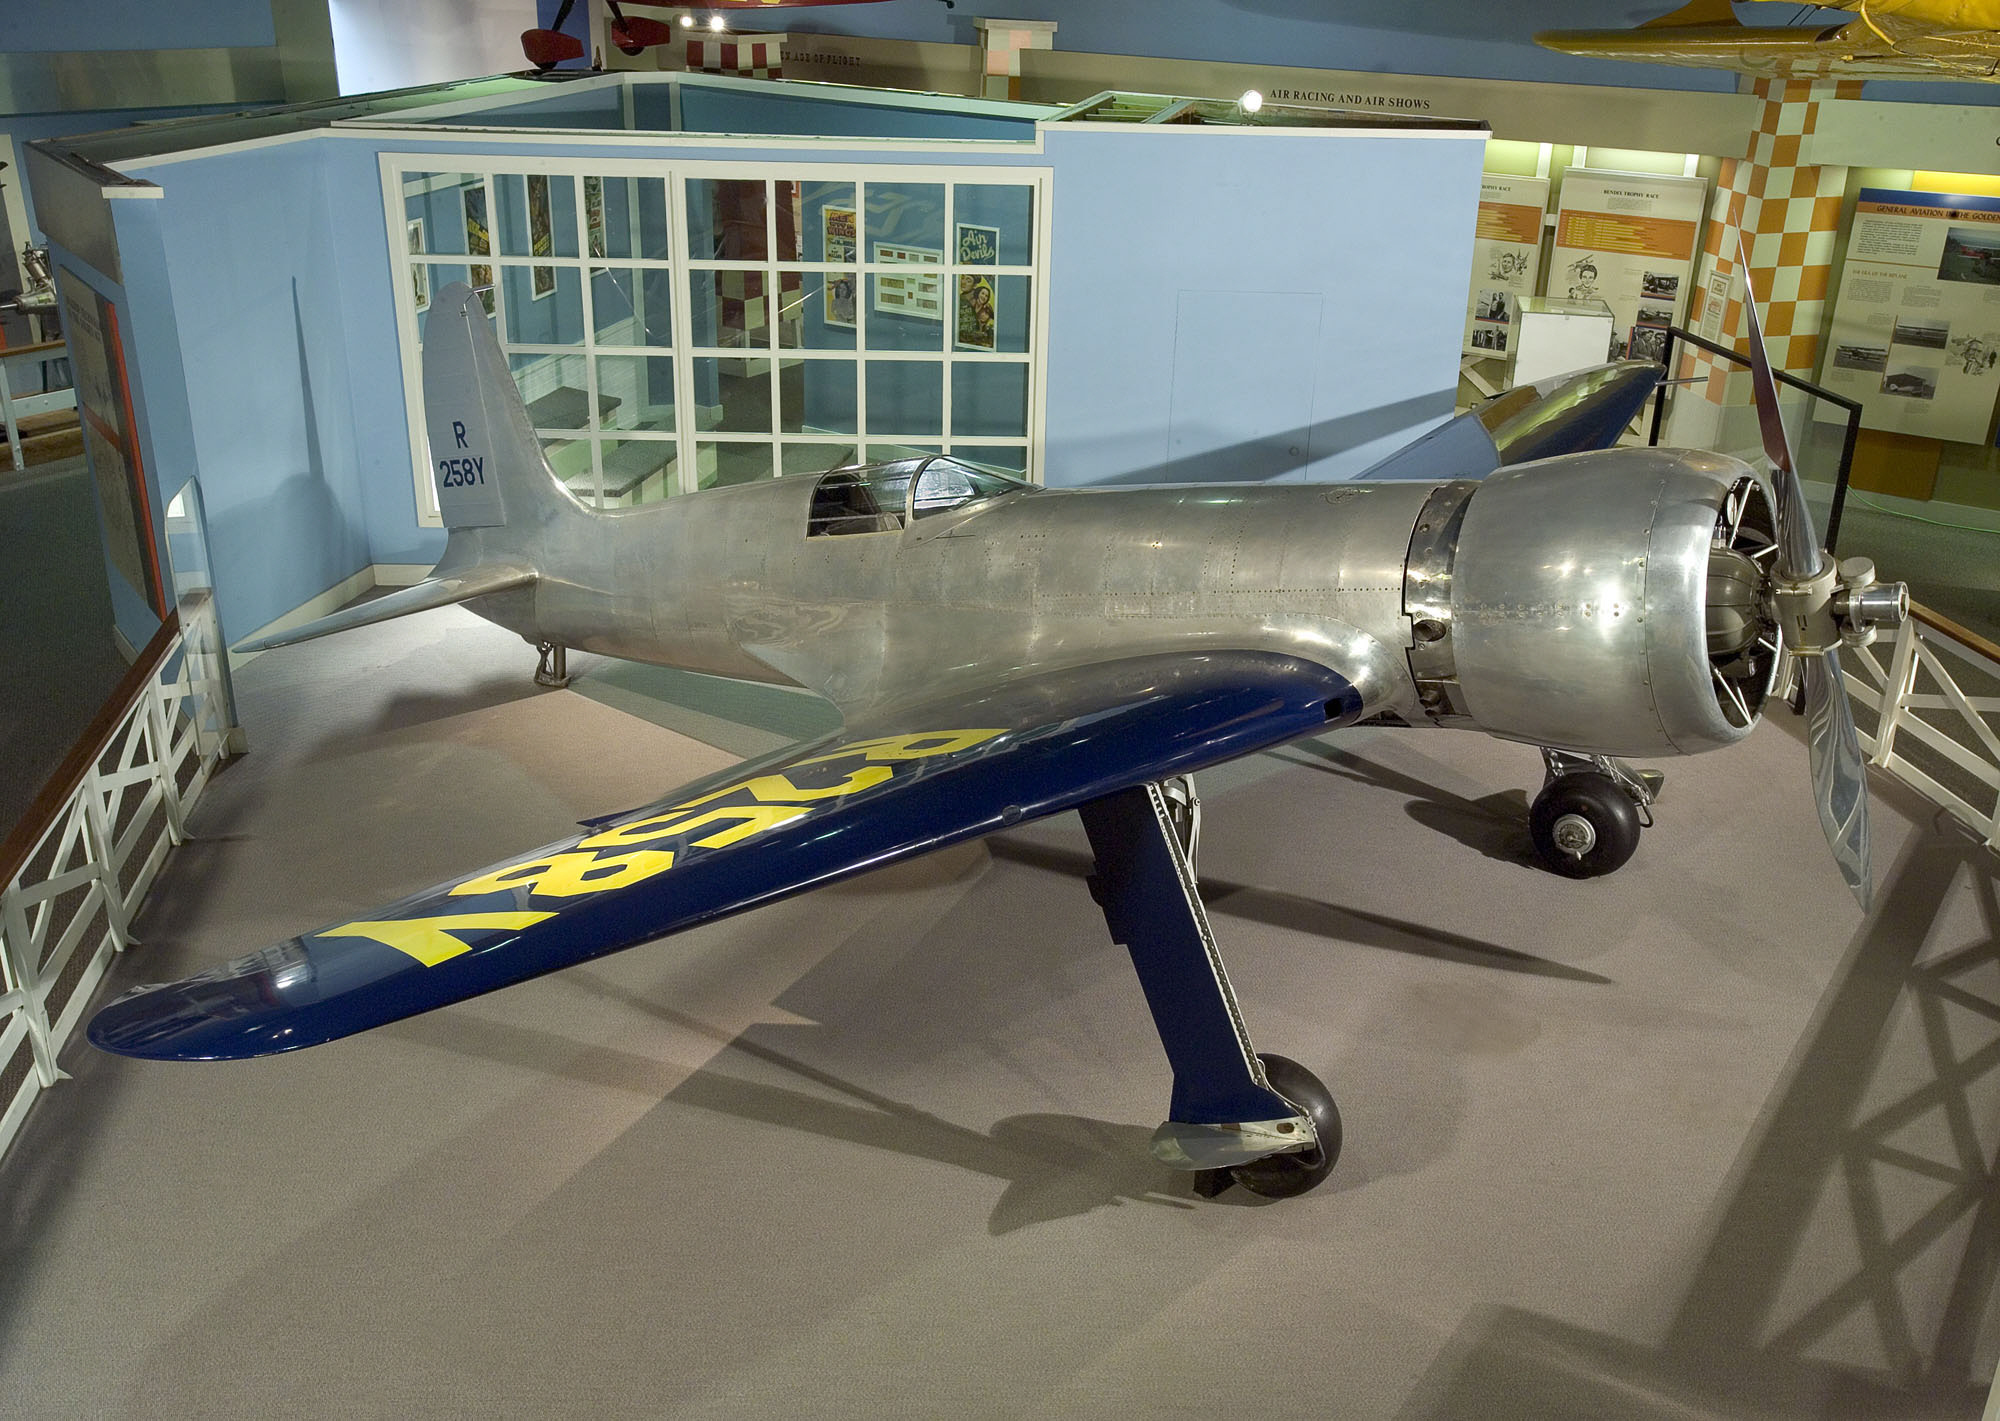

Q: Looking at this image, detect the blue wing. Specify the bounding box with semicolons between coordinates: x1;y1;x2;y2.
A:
89;650;1362;1061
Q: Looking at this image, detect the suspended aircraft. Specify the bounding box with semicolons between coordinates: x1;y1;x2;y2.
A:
87;269;1904;1200
1537;0;2000;80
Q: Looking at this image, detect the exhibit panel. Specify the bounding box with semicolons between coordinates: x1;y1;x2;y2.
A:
385;155;1049;519
1549;168;1706;365
1818;188;2000;442
1462;172;1548;357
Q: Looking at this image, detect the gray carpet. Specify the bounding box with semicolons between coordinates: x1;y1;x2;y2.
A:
2;606;1996;1419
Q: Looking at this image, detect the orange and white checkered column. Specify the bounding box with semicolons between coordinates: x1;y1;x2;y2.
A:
972;18;1056;101
1682;78;1860;406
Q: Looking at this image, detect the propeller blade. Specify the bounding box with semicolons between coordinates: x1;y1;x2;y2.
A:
1738;235;1872;910
1801;650;1872;912
1736;235;1824;582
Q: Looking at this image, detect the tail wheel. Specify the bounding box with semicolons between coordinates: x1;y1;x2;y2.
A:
1530;773;1642;879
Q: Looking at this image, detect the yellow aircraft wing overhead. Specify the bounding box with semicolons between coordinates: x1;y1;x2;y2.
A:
1537;8;2000;80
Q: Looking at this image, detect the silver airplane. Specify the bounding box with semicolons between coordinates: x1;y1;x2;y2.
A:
88;278;1904;1200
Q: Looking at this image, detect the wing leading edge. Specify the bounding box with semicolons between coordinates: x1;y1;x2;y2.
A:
89;650;1363;1062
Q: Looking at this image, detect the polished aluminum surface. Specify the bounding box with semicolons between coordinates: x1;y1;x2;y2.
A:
1448;446;1765;758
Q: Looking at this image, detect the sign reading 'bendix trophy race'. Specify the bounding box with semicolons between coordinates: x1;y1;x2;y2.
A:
1463;173;1548;357
1818;189;2000;444
1550;169;1705;366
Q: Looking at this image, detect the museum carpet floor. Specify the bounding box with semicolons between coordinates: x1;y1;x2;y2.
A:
2;599;1997;1419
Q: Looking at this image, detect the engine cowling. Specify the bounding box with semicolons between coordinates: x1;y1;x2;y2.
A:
1403;447;1781;759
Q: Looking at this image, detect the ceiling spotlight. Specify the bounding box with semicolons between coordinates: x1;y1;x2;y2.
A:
1239;89;1264;114
708;14;727;30
679;12;693;25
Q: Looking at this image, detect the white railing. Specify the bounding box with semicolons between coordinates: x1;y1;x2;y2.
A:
0;608;229;1156
1844;603;2000;853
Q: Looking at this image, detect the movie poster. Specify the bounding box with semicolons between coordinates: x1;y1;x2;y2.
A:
955;222;998;351
822;205;856;328
1817;189;2000;444
1463;173;1547;357
1550;169;1706;361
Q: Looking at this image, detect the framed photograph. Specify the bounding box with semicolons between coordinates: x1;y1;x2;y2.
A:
528;172;555;300
584;175;606;259
822;205;856;328
873;241;942;322
407;218;428;313
956;221;999;267
464;184;494;315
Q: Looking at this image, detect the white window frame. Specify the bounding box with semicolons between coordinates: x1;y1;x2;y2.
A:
380;153;1052;528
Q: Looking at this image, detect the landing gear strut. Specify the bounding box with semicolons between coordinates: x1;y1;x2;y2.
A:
1529;749;1658;879
1078;779;1339;1201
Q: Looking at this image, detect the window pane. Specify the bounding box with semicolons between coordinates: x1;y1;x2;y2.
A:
496;173;578;259
779;270;855;350
782;441;858;475
864;441;939;461
689;270;769;349
688;178;768;261
953;184;1034;265
954;275;1031;354
417;263;483;338
699;442;774;489
950;444;1029;474
589;175;668;260
780;357;855;435
866;271;943;351
592;267;673;347
693;356;773;433
511;352;591;430
951;362;1029;438
597;355;675;433
866;360;943;437
601;437;677;503
542;435;597;504
864;181;944;254
785;181;857;261
503;266;584;345
403;173;484;257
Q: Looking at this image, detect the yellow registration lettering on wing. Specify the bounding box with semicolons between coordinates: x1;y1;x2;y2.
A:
318;912;556;967
448;848;676;899
578;803;806;852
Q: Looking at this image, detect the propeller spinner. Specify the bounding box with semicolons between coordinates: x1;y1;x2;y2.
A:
1735;236;1908;910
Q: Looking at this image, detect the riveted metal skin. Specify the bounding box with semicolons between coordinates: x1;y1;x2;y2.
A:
1447;447;1772;759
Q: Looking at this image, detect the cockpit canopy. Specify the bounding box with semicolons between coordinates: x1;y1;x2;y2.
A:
807;456;1030;537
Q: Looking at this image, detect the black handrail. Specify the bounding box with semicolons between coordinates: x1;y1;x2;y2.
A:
1647;324;1862;554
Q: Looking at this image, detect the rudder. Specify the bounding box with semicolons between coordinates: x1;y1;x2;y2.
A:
422;281;574;530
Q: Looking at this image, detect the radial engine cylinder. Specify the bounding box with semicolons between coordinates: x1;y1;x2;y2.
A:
1405;447;1780;759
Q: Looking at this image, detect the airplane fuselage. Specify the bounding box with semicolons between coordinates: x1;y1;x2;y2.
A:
469;475;1436;722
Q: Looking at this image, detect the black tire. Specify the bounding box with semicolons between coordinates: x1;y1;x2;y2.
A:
1530;773;1642;879
1229;1053;1342;1199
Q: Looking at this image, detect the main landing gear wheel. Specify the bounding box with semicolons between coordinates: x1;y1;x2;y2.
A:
1530;773;1642;879
1228;1054;1342;1200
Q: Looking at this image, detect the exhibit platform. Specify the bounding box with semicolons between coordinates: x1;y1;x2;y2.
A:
3;606;1995;1419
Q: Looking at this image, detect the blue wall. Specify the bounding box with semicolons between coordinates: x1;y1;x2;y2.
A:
125;142;374;644
1040;127;1484;486
8;0;275;52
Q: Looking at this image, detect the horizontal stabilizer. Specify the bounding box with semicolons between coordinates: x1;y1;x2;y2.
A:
233;562;537;654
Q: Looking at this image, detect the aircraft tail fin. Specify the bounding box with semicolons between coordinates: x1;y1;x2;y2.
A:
420;280;580;533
